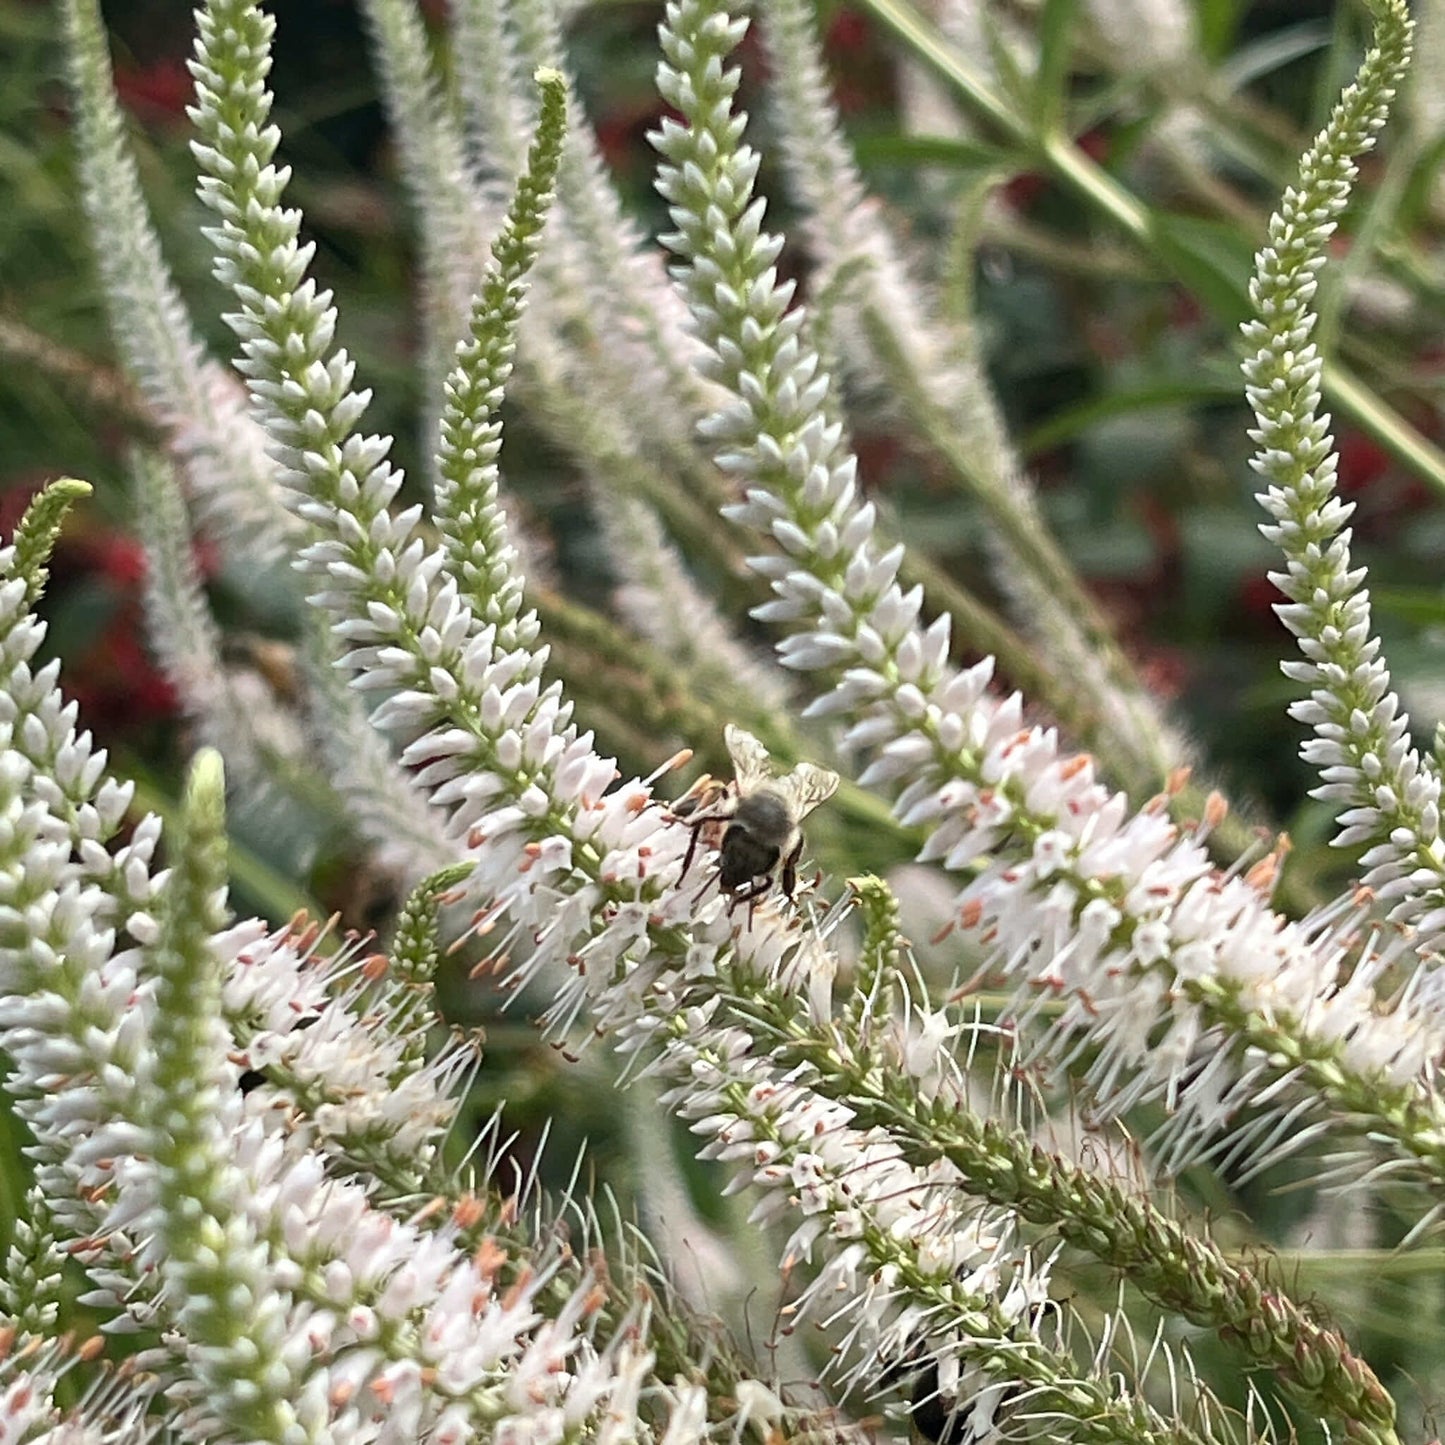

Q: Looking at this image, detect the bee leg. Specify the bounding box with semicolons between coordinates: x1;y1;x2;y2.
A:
725;875;770;924
679;820;703;882
746;882;763;928
780;836;805;901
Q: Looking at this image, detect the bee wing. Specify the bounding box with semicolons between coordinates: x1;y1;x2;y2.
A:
723;724;777;795
724;725;839;818
773;762;840;820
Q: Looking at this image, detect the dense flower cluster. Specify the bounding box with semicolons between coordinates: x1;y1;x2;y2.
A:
0;0;1437;1441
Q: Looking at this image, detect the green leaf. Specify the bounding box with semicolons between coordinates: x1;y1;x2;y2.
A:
1216;18;1331;91
1148;212;1255;327
1370;589;1445;627
1033;0;1079;134
1022;376;1244;456
851;132;1013;173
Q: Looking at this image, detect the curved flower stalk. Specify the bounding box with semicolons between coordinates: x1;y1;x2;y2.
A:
758;0;1191;802
64;0;455;896
140;751;328;1443
187;0;680;1006
434;65;564;654
363;0;735;566
1240;0;1445;951
651;0;1445;1197
61;0;297;567
189;9;616;918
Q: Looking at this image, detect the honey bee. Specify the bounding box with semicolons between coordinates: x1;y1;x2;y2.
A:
671;725;839;907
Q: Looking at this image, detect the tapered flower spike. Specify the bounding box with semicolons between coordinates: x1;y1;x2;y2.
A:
0;484;182;1334
141;750;327;1444
0;476;159;938
436;65;565;648
758;0;1189;800
691;879;1398;1442
62;0;298;566
68;0;455;889
1240;0;1444;947
11;477;91;605
643;963;1227;1445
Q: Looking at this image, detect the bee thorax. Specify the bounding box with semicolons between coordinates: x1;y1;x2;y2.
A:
730;790;793;847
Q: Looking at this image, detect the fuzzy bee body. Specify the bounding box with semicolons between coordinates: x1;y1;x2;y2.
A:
717;790;793;893
672;727;838;907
